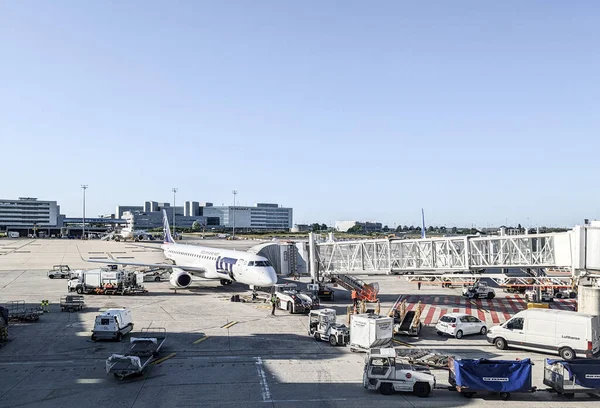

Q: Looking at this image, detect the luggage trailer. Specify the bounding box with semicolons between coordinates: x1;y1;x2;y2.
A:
543;359;600;399
106;327;167;379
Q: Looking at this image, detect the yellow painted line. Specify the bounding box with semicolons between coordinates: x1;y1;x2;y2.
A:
152;352;176;365
479;308;489;314
392;339;414;347
470;300;477;306
193;336;209;344
221;321;238;329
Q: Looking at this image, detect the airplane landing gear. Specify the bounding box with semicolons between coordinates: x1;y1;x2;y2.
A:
220;279;232;286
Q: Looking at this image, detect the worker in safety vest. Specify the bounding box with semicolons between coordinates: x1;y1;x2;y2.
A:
270;294;278;316
351;290;358;307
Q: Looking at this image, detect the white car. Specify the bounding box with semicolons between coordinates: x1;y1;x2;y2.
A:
435;313;487;339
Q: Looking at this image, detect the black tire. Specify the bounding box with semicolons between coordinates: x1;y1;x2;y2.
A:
91;334;97;342
154;277;161;282
413;382;431;398
76;287;83;294
455;330;464;339
494;337;507;350
287;302;293;314
379;383;394;395
569;292;577;299
564;393;574;399
313;332;321;341
329;335;337;346
480;326;487;335
559;347;575;360
499;392;511;400
462;392;476;398
49;275;54;279
116;333;122;342
555;293;562;299
487;292;495;299
437;331;444;336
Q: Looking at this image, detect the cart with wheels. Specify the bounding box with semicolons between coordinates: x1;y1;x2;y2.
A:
106;327;167;379
448;357;536;400
543;359;600;399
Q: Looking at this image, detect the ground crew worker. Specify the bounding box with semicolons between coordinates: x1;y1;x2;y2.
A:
270;294;278;316
351;290;358;307
417;281;422;290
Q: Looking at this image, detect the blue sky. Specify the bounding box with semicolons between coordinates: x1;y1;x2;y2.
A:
1;1;599;228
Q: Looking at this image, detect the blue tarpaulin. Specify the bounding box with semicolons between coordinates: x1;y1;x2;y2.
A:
547;359;600;389
453;359;533;393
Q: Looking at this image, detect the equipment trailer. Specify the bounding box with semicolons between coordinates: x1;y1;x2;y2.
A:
391;299;423;336
5;300;42;322
543;359;600;398
106;327;167;379
60;295;85;312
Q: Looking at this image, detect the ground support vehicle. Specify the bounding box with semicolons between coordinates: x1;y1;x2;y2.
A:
554;289;577;299
462;282;495;299
448;357;535;400
391;299;422;336
47;265;71;279
306;283;335;301
5;300;42;322
106;327;167;379
525;289;554;302
543;359;600;398
308;309;349;346
68;269;147;295
60;295;84;312
272;283;314;314
363;347;435;397
92;308;134;341
349;314;393;352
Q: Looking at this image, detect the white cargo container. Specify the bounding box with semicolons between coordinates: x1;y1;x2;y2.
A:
349;314;393;352
92;308;133;341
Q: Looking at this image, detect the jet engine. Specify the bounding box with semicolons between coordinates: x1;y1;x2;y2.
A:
170;269;192;288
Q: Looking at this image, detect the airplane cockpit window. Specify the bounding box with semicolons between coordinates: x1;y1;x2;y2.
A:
254;261;271;267
247;261;255;266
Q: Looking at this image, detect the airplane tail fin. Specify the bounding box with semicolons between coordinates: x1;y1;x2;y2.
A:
421;208;426;239
163;210;175;244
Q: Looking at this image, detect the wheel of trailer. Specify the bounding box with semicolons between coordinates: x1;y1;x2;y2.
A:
494;337;507;350
564;393;575;399
329;335;337;346
413;382;431;398
76;287;83;294
499;392;511;400
462;392;475;398
379;383;394;395
559;347;575;360
480;326;487;335
313;332;321;341
455;330;464;339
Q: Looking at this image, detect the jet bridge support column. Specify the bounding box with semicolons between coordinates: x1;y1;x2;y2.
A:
309;232;319;283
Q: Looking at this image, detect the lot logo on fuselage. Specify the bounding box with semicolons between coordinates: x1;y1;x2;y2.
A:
216;257;238;275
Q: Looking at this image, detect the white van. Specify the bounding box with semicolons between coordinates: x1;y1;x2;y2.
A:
487;309;600;360
91;308;133;341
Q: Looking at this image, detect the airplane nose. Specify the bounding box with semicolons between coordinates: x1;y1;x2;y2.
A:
264;267;278;286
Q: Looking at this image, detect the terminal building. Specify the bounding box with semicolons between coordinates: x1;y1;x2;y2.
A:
119;200;293;231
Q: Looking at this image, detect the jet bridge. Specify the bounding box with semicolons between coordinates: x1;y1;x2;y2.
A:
310;225;600;280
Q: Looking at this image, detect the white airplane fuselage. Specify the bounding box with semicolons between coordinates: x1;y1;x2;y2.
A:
161;242;278;287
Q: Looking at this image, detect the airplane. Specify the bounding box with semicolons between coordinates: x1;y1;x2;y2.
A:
101;227;154;242
85;210;278;292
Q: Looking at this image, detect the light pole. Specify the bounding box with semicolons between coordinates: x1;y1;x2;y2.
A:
81;185;88;239
172;188;178;239
232;190;237;239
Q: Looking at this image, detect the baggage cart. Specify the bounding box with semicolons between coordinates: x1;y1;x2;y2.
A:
106;327;167;379
448;357;536;400
60;295;85;312
543;359;600;399
5;300;42;322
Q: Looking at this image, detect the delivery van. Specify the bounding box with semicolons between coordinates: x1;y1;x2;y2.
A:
487;309;600;360
91;308;133;341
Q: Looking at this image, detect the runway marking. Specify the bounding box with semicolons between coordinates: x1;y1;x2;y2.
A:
254;357;272;402
221;321;238;329
193;336;209;344
152;353;176;365
392;339;414;347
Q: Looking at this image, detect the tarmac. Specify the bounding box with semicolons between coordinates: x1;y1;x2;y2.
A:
0;238;598;407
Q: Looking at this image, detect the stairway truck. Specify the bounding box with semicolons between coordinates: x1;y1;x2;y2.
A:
350;314;394;352
92;308;133;341
363;347;435;397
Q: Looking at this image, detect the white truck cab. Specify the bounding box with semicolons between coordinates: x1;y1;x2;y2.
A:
363;347;435;397
462;282;495;299
92;308;134;341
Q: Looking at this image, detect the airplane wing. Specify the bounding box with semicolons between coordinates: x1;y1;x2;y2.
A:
78;252;207;273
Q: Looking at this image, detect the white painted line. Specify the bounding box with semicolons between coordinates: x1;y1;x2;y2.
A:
254;357;272;402
0;360;75;366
